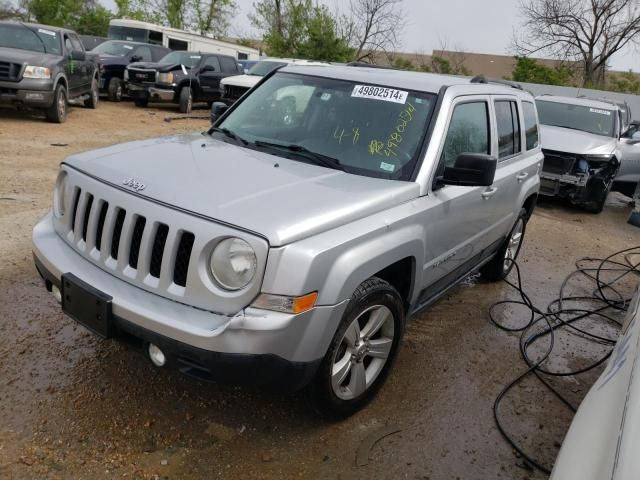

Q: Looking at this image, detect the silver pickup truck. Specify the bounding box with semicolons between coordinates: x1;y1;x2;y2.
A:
32;66;541;416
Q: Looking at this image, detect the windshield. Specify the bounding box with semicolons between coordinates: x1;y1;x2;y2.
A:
218;72;436;179
93;41;137;56
159;51;201;68
247;60;288;76
536;100;616;137
0;24;61;55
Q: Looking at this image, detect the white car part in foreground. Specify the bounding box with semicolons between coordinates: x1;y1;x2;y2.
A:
551;286;640;479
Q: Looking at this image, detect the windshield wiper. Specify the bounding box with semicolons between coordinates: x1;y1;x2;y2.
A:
253;141;345;171
210;127;249;145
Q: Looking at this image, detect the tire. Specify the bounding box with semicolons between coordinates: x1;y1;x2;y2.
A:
84;77;99;108
107;77;122;102
179;86;192;113
307;277;405;418
583;180;612;214
46;83;67;123
480;208;527;282
133;96;148;108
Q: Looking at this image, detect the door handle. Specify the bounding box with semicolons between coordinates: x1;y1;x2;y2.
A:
516;172;529;183
481;187;498;199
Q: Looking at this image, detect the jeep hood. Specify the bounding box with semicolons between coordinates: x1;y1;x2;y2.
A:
63;134;419;246
221;74;260;88
540;125;618;155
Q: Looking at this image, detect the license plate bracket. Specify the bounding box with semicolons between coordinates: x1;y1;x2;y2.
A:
61;273;113;338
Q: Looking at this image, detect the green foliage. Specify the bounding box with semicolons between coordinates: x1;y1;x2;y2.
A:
511;56;571;86
251;0;353;62
21;0;113;36
606;70;640;94
73;4;112;36
429;55;471;75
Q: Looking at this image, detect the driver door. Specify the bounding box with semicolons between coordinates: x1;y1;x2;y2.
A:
63;34;84;96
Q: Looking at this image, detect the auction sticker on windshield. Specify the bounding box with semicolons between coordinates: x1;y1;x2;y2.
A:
589;108;611;115
38;28;56;36
352;85;408;104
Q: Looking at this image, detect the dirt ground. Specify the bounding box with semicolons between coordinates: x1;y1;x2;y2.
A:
1;101;639;480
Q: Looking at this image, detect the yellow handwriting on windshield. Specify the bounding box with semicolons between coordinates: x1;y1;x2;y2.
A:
368;102;416;157
333;126;361;145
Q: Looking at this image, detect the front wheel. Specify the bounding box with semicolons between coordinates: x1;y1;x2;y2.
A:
308;277;405;418
179;86;192;113
46;83;67;123
107;77;122;102
480;208;527;281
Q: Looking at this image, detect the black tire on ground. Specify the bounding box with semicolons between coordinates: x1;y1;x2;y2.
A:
84;77;99;108
307;277;405;419
45;83;67;123
179;86;193;113
583;181;612;214
480;208;528;282
133;96;148;107
107;77;122;102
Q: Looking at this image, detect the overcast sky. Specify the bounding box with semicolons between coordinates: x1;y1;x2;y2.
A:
104;0;638;71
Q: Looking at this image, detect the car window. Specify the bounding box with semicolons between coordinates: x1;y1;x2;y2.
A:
623;123;640;138
151;47;168;62
495;100;521;159
522;101;539;150
133;46;152;62
69;34;83;52
441;102;490;167
64;35;73;54
220;56;238;73
202;56;221;71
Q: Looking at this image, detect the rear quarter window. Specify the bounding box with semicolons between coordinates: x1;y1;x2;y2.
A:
522;101;539;150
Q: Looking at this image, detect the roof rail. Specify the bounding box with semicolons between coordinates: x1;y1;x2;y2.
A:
346;61;396;70
470;75;523;90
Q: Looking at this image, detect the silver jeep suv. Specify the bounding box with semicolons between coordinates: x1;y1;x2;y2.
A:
32;66;541;416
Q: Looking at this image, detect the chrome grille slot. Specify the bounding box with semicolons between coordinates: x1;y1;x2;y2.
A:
173;231;195;287
149;223;169;278
128;216;146;269
81;194;94;242
111;209;126;260
95;201;109;251
70;188;81;232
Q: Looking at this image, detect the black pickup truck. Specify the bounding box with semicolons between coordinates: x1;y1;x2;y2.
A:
126;51;241;113
0;21;99;123
94;40;170;101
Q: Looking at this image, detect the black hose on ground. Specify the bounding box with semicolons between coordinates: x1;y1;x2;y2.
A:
490;246;640;474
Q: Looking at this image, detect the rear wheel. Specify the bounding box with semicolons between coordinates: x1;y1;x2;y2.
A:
107;77;122;102
46;83;67;123
179;86;192;113
308;277;404;418
480;208;527;281
84;77;99;108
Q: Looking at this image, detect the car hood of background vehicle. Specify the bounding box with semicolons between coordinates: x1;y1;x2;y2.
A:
63;133;420;246
128;61;184;73
98;54;127;66
0;46;59;65
221;74;261;88
540;124;618;155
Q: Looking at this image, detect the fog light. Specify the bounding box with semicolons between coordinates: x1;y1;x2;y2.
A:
25;92;45;101
51;284;62;304
148;343;166;367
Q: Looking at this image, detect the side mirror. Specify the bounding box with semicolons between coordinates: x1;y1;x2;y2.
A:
200;65;215;73
439;153;497;187
71;50;85;61
130;55;142;63
210;101;229;123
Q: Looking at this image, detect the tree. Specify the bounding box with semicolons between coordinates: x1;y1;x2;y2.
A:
250;0;352;61
514;0;640;87
345;0;405;62
607;70;640;93
74;3;112;35
511;56;573;85
193;0;236;37
18;0;112;35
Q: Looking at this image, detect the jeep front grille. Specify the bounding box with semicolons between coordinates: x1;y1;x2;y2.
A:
67;186;195;293
55;167;269;315
0;61;21;81
542;149;577;175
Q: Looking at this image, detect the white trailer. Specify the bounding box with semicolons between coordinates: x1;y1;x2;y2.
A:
108;19;260;60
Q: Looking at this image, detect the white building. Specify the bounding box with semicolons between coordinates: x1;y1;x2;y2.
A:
108;19;260;60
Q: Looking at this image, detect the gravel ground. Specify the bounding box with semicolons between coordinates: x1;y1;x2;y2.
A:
0;101;638;480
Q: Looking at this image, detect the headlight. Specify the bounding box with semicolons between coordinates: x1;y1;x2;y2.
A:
23;65;51;79
53;170;67;217
209;238;257;290
123;69;129;81
157;72;173;84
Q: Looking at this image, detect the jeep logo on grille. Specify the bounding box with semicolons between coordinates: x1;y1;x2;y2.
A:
123;178;146;192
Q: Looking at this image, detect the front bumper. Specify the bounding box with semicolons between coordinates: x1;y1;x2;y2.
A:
32;212;348;388
128;83;175;102
0;78;55;107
